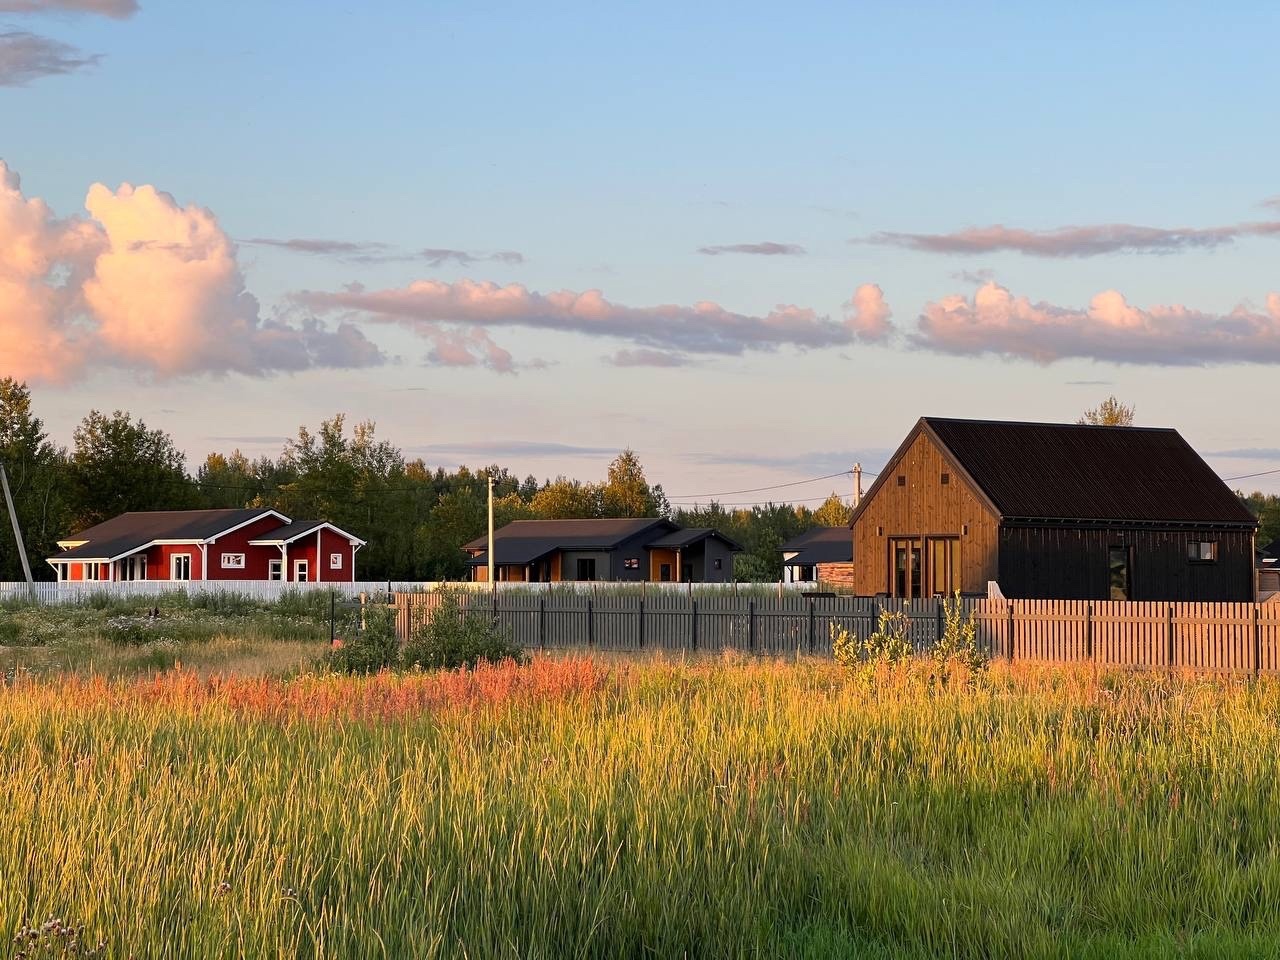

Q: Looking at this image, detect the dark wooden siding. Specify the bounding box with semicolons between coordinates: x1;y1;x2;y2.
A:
998;525;1255;601
851;430;1000;595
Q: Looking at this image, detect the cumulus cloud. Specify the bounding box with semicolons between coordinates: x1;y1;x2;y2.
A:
0;160;386;383
0;0;137;15
607;348;692;368
843;283;893;342
868;221;1280;257
0;30;97;85
697;242;806;256
295;279;861;367
913;281;1280;366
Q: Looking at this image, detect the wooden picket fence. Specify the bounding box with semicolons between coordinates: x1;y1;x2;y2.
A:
393;590;1280;674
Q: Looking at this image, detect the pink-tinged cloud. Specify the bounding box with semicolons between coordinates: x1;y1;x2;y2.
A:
0;0;137;16
0;161;387;383
422;325;515;374
844;283;892;341
607;348;692;368
913;282;1280;366
868;221;1280;257
0;30;97;85
697;242;806;256
295;279;855;361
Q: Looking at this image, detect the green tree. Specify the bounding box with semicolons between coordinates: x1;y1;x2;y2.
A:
197;450;258;508
531;477;601;519
812;492;852;527
0;378;69;579
601;449;660;517
1078;396;1135;426
67;410;196;529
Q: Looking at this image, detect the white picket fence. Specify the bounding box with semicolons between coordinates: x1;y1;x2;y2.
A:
0;579;822;606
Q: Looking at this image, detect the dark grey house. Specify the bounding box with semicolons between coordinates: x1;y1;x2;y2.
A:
464;519;741;583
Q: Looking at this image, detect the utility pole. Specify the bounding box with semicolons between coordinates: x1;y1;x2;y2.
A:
853;463;863;507
486;474;495;587
0;461;35;592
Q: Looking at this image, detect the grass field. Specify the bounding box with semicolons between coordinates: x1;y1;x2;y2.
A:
4;653;1280;958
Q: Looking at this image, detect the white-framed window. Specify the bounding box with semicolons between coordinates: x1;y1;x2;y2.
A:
294;560;309;582
268;559;283;581
121;555;147;581
329;552;343;570
171;554;192;581
221;553;246;570
57;563;68;582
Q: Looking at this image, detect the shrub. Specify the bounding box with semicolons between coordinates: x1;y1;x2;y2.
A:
931;592;988;674
0;618;20;646
323;603;399;674
831;608;914;667
402;591;525;671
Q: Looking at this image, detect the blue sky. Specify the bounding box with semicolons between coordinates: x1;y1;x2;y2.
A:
3;0;1279;503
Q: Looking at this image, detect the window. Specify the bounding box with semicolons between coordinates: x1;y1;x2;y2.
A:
659;563;672;582
1108;546;1131;601
171;554;192;581
121;555;147;581
1187;541;1217;562
575;558;596;581
57;564;68;582
268;559;283;581
941;472;950;485
221;553;246;570
623;558;639;570
329;552;344;569
896;475;906;486
294;560;309;583
713;558;723;571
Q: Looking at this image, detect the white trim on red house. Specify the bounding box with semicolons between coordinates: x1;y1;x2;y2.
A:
204;510;291;543
248;521;367;547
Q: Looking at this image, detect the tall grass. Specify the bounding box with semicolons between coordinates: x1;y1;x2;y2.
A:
4;658;1280;957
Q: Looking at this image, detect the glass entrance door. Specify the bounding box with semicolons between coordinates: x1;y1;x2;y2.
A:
890;539;923;599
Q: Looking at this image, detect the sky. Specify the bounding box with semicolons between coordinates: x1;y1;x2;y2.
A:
3;0;1280;506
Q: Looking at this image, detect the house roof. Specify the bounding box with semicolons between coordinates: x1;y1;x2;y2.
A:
250;520;367;546
646;527;743;551
781;526;853;565
463;518;675;566
49;509;285;562
1260;538;1280;561
909;418;1256;526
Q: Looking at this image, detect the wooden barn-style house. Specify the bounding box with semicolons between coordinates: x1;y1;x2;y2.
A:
464;518;741;583
849;418;1258;602
47;509;366;583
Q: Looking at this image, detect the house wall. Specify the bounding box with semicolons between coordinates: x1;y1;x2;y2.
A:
142;544;204;581
316;527;356;582
700;539;735;583
206;515;285;580
817;562;857;587
561;550;612;581
649;548;678;582
850;430;1000;596
999;526;1256;601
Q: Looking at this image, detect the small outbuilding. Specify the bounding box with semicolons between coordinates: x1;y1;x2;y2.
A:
848;417;1258;601
781;527;855;584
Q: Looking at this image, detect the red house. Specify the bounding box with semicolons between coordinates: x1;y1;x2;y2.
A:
46;509;366;583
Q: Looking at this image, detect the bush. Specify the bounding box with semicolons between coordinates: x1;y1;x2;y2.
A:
0;619;20;646
830;607;914;667
402;591;525;671
323;603;399;674
932;592;988;675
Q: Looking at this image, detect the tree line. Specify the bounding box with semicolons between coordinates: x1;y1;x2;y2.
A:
0;378;851;582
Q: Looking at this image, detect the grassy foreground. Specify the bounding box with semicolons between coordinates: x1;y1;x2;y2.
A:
3;657;1280;958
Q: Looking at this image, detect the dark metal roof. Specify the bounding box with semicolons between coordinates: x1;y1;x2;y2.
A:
50;509;281;561
464;518;675;565
781;526;853;564
922;418;1257;526
646;527;743;551
1260;538;1280;561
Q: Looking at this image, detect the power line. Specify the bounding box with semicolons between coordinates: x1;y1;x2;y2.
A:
1223;467;1280;483
665;469;872;500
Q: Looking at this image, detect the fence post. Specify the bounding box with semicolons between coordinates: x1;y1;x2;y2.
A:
1085;602;1094;662
1166;604;1175;669
587;597;595;649
1253;604;1262;678
691;599;699;652
638;598;646;649
539;596;547;651
748;599;756;653
935;598;944;650
1007;601;1015;661
808;598;816;654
